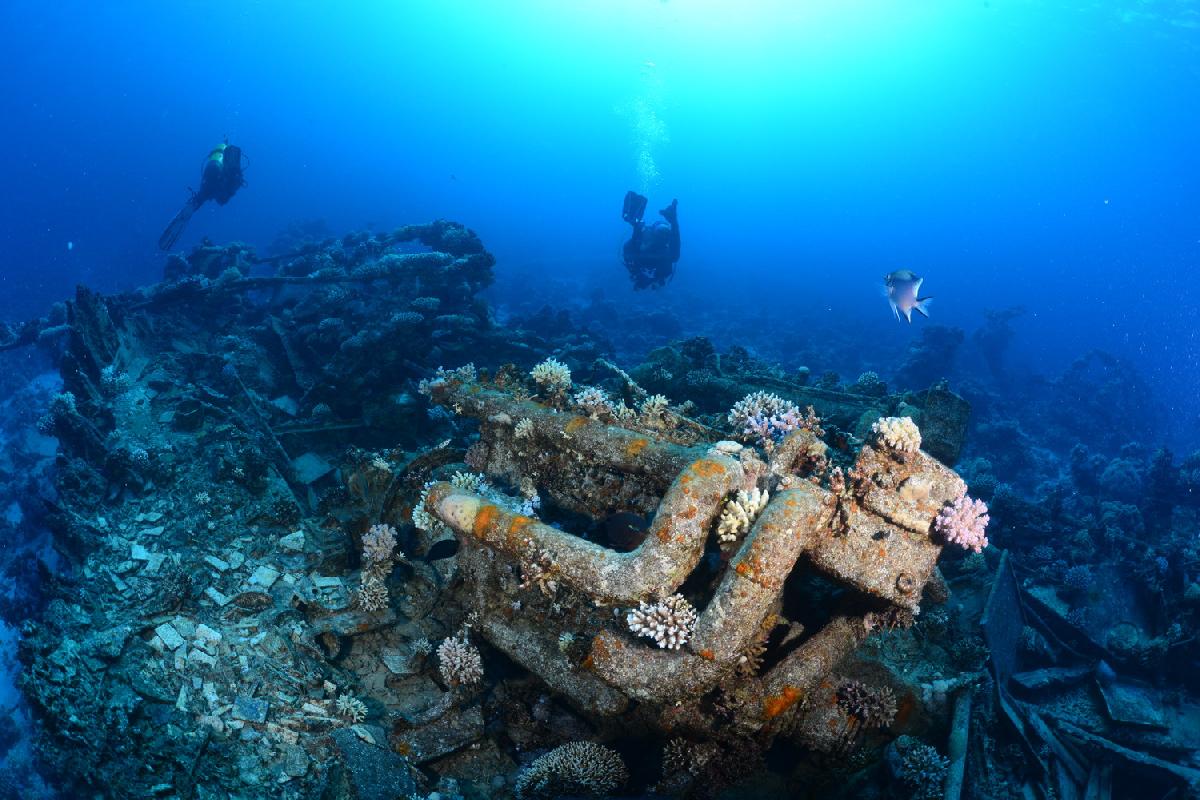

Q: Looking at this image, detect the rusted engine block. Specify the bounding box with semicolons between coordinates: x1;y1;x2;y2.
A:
420;376;965;746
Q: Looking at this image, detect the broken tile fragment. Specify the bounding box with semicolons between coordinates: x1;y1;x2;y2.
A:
204;587;231;606
271;395;299;416
249;566;280;588
330;727;416;797
195;624;222;645
188;649;217;668
204;555;230;572
291;452;333;484
155;623;186;651
108;571;128;593
279;530;305;551
175;684;189;711
282;744;309;777
232;696;269;723
381;650;416;676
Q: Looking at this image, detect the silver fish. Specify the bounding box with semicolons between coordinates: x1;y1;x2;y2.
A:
884;269;932;323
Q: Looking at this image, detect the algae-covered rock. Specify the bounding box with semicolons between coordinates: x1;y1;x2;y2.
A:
325;726;416;800
914;383;970;465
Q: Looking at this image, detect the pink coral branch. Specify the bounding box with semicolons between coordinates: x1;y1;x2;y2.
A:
935;493;990;553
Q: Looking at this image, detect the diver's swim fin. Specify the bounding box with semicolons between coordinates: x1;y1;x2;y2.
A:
622;190;648;224
158;200;198;251
659;198;678;225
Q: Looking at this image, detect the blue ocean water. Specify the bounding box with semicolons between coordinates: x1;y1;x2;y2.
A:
2;1;1197;447
1;2;1199;796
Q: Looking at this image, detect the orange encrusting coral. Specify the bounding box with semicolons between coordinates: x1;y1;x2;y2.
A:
763;686;803;719
625;437;649;458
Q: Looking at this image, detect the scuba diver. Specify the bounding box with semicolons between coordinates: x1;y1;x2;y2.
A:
621;191;679;290
158;141;246;250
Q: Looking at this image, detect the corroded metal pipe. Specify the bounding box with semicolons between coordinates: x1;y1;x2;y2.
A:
854;444;966;533
693;485;832;661
755;615;870;722
420;380;970;731
421;451;744;605
430;381;704;480
588;485;833;703
479;613;629;717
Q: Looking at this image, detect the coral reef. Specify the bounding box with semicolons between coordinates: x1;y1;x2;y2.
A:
417;371;966;766
4;216;1194;799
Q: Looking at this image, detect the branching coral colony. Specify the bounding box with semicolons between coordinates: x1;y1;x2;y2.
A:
415;369;983;782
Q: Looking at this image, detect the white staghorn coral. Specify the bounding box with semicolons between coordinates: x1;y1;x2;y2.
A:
662;737;720;777
872;416;922;453
450;470;488;492
356;576;389;612
610;401;637;424
727;391;819;451
514;741;629;799
627;594;698;650
514;417;534;439
335;693;367;723
638;393;670;420
411;480;445;534
360;523;397;572
571;386;612;419
530;357;572;393
716;488;769;545
437;631;484;686
417;363;477;396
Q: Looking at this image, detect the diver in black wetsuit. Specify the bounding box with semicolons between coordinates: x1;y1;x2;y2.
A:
621;191;679;290
158;141;247;250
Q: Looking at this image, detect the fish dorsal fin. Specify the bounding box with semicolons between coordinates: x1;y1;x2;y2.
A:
914;277;923;294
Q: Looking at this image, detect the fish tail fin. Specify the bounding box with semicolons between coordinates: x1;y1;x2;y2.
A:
915;297;933;318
